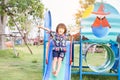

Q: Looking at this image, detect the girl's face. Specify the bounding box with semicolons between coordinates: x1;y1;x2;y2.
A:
58;27;65;35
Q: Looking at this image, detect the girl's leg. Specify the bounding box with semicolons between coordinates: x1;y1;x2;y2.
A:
52;57;57;73
54;57;62;76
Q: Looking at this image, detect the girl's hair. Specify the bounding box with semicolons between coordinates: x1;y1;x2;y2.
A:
56;23;67;34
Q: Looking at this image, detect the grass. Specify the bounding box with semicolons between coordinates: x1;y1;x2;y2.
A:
0;45;43;80
0;44;118;80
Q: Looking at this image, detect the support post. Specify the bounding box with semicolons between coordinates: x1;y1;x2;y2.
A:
117;34;120;80
79;29;83;80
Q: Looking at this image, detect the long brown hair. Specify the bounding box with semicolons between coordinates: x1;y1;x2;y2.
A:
56;23;67;34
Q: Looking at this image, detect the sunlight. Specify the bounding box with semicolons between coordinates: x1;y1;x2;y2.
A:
42;0;79;29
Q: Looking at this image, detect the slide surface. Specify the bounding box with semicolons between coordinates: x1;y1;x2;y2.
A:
43;41;71;80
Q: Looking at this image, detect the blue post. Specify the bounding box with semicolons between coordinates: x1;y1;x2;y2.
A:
116;34;120;80
118;43;120;80
43;38;46;74
72;41;74;66
79;29;83;80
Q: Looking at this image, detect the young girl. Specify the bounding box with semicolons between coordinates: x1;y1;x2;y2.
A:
38;23;81;76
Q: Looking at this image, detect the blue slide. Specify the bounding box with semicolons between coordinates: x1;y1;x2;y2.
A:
43;41;71;80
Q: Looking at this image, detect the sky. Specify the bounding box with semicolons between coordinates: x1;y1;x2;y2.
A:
42;0;80;29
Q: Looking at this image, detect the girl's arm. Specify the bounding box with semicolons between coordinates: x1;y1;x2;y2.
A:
38;26;50;32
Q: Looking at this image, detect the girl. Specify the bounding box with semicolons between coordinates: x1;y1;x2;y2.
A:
38;23;81;76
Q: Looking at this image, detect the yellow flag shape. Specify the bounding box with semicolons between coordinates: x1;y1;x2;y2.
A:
82;5;94;18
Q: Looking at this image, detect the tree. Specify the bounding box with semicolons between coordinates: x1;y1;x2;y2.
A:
0;0;44;50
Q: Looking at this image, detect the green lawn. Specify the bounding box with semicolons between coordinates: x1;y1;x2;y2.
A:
0;45;43;80
0;45;118;80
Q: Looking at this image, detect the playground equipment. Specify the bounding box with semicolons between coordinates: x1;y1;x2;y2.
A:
42;2;120;80
77;2;120;80
43;10;52;76
84;43;115;73
43;40;71;80
42;10;72;80
91;3;111;38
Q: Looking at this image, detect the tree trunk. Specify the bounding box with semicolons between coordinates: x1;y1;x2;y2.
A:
0;15;7;49
0;0;8;50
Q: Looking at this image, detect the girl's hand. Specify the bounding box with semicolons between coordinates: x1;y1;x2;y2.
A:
46;58;48;64
38;26;44;29
69;26;83;35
